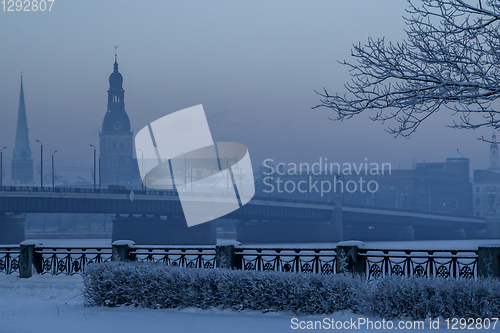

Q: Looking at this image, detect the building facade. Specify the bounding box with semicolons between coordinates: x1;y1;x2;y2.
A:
255;150;473;217
349;151;472;216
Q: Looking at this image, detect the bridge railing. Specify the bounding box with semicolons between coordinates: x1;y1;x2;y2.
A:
5;242;496;279
0;185;179;197
0;186;490;221
0;185;336;206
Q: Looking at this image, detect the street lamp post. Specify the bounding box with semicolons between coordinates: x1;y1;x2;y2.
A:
90;145;96;189
36;140;43;187
137;148;144;190
52;150;58;188
98;155;101;190
0;146;6;189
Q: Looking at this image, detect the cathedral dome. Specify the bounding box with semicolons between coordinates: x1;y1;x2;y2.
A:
109;61;123;89
101;56;130;134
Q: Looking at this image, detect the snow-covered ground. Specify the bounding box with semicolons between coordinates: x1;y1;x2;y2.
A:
1;273;497;333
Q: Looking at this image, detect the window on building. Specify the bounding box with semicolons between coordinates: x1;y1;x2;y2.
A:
476;197;481;206
476;187;480;193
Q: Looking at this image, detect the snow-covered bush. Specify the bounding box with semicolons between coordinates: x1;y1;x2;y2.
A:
358;276;500;320
83;262;361;314
83;262;500;318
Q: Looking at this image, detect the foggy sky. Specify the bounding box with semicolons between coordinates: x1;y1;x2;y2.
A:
0;0;494;182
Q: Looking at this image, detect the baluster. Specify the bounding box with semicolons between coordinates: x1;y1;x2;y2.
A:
403;255;408;277
66;252;71;275
384;251;389;277
51;252;57;275
452;255;457;278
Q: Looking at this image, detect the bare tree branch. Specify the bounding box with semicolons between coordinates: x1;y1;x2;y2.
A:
314;0;500;137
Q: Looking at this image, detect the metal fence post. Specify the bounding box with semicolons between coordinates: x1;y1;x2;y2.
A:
336;241;365;274
112;240;135;262
216;243;236;269
478;246;500;278
19;241;42;278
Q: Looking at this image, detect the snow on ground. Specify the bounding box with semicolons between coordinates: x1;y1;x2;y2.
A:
1;273;497;333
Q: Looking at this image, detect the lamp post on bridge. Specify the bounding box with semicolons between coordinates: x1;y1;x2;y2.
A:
52;150;58;188
0;146;6;188
90;145;96;189
98;155;101;190
137;148;144;191
36;140;43;187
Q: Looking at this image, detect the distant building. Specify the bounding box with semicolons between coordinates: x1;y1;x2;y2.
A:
11;76;33;184
473;134;500;218
256;150;472;216
99;55;139;185
346;151;472;216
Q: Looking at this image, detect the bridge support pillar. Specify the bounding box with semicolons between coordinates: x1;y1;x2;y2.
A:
331;193;343;242
486;216;500;239
0;214;25;244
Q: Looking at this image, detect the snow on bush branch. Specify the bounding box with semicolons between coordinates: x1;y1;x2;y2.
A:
83;262;500;319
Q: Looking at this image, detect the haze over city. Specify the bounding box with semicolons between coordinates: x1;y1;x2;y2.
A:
0;0;496;181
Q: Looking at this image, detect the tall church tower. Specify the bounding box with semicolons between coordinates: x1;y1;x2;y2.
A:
489;133;500;172
11;76;33;184
99;54;136;184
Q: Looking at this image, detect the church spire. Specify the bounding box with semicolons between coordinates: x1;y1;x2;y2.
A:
11;75;34;184
101;50;130;133
114;45;119;72
13;75;31;159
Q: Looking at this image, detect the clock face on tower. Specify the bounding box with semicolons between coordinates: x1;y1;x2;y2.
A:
114;121;123;130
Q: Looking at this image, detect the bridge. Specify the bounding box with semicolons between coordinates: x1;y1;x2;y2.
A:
0;186;487;244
